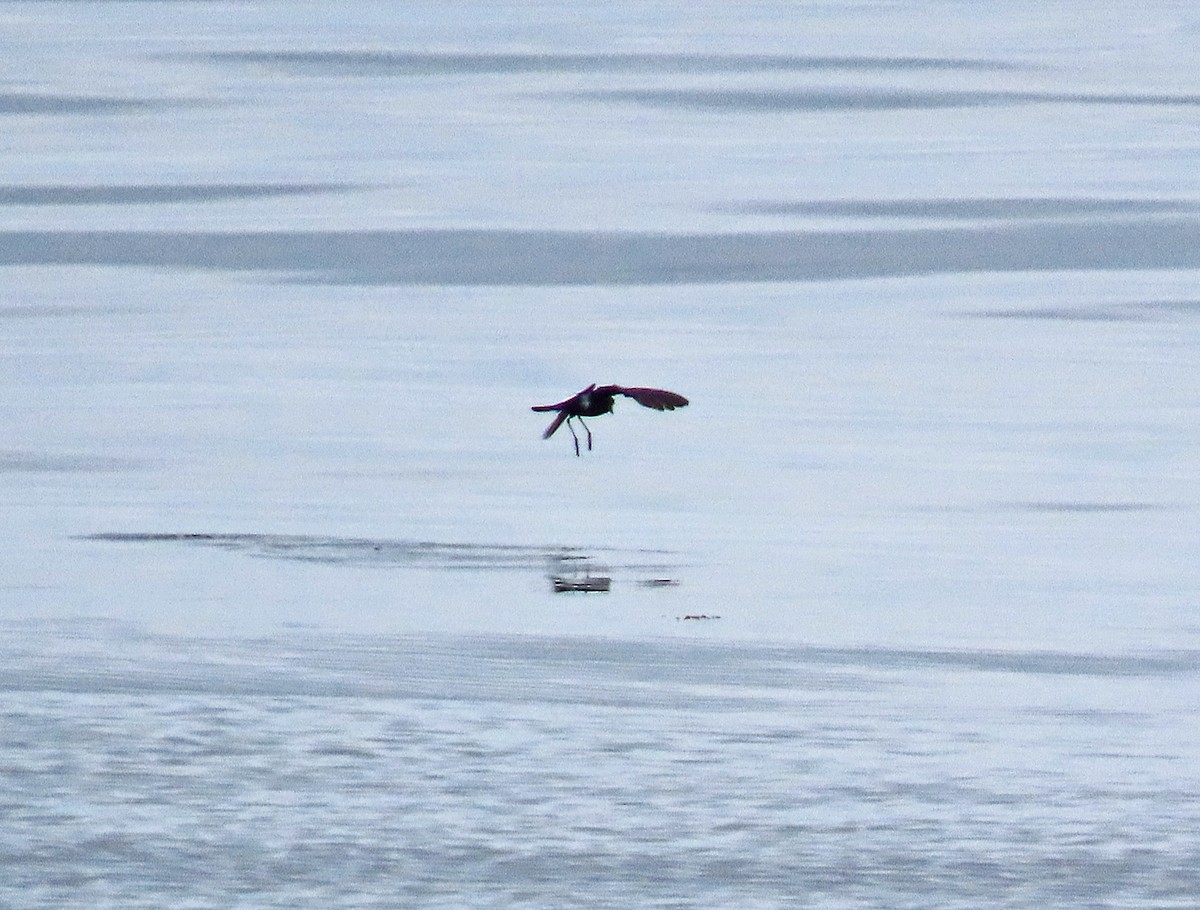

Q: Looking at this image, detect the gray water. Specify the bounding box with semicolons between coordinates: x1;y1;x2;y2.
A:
3;1;1200;906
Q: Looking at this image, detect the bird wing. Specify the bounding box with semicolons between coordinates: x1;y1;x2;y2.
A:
601;386;689;411
540;409;570;439
531;383;596;412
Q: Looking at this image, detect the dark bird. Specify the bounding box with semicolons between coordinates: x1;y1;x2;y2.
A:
532;384;689;456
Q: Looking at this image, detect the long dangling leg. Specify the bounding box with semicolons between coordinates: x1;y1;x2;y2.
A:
566;417;581;456
581;418;593;451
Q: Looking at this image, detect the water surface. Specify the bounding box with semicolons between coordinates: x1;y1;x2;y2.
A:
3;1;1200;906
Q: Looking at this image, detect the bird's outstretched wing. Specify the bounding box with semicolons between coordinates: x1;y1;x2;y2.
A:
531;383;596;412
601;386;689;411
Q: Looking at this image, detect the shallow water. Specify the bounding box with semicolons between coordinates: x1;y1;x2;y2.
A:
3;1;1200;905
4;619;1200;909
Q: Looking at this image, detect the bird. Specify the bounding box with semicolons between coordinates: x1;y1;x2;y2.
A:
532;384;689;456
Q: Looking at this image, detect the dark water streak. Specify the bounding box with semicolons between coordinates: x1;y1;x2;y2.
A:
83;531;677;573
4;218;1200;285
0;184;356;206
739;198;1200;219
0;94;196;115
203;50;1018;77
581;87;1200;112
970;300;1200;321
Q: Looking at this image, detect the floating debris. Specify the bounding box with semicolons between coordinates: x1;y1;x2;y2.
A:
638;577;679;588
679;614;720;621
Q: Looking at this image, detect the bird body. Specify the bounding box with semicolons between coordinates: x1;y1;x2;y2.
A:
532;383;688;455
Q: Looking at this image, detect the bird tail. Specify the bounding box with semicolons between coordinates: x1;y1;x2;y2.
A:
541;410;569;439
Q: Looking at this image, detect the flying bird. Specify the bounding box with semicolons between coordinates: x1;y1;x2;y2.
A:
532;384;689;456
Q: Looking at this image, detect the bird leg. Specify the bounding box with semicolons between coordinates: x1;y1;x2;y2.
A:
566;417;581;457
580;418;593;451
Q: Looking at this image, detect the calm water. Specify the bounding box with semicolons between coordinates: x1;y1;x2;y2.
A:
3;1;1200;906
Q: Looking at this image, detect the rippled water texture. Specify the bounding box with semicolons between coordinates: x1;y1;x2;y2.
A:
4;620;1200;908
